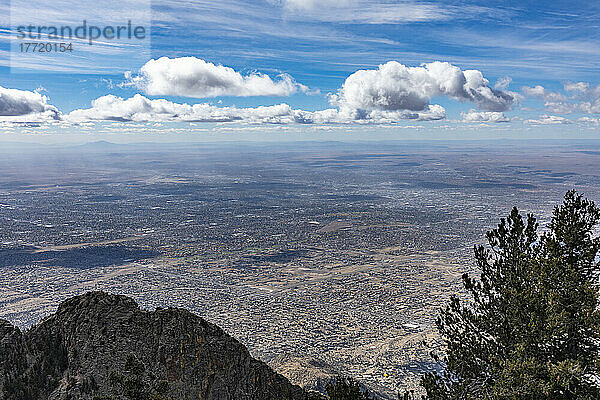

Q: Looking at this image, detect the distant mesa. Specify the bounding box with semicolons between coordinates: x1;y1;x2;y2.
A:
77;140;120;148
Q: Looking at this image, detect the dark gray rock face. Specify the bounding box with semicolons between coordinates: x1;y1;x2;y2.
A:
0;292;310;400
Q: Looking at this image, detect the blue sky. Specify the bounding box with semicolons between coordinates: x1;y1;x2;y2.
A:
1;0;600;142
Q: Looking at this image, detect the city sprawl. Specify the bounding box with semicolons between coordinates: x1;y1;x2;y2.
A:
1;140;600;397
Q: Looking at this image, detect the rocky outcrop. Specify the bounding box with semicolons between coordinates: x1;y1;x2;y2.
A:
270;354;392;400
0;292;313;400
270;354;338;395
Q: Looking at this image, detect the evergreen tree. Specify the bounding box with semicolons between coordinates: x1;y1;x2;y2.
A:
422;191;600;399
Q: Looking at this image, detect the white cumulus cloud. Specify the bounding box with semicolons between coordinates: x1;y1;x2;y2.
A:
524;115;572;125
564;82;590;93
0;86;60;121
331;61;520;117
125;57;308;98
522;82;600;114
461;110;510;123
66;61;523;126
522;85;567;102
494;76;512;90
66;94;445;125
66;94;298;124
577;116;600;125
